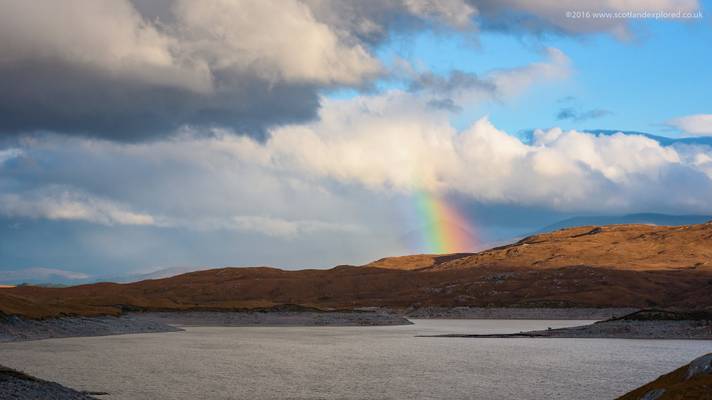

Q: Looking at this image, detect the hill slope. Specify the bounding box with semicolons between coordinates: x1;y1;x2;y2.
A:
616;353;712;400
2;222;712;318
430;223;712;271
537;213;712;234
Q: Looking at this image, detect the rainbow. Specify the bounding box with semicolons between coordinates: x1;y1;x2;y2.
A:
412;191;477;253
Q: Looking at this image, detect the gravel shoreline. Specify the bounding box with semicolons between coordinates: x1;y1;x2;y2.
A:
0;365;102;399
403;307;637;320
422;321;712;340
422;310;712;340
0;314;182;343
4;308;704;343
0;310;412;343
129;310;413;327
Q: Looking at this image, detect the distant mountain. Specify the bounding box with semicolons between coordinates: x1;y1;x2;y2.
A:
536;213;712;234
583;129;712;147
3;222;712;318
518;129;712;147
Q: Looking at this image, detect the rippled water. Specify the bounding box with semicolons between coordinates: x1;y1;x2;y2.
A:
1;319;711;400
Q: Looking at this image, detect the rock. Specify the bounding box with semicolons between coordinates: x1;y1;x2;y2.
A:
0;365;99;399
640;388;665;400
686;353;712;379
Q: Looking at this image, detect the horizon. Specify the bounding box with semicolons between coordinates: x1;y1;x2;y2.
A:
3;214;712;286
2;0;712;284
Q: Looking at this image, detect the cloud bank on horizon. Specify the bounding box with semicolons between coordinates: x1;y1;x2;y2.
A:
0;0;711;278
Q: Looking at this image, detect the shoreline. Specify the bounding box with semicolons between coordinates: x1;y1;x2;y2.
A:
0;306;635;343
0;364;103;399
421;310;712;340
0;310;412;343
128;310;413;328
402;307;636;320
3;307;707;343
0;314;183;343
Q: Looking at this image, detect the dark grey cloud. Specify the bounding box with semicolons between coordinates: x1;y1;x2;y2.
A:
2;0;682;142
411;70;496;112
303;0;476;45
410;70;495;94
0;0;480;142
557;107;612;122
427;98;462;112
0;61;319;142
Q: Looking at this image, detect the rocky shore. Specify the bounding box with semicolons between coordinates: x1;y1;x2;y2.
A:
0;309;411;342
129;310;413;327
404;307;637;320
423;309;712;340
0;314;183;343
0;365;102;399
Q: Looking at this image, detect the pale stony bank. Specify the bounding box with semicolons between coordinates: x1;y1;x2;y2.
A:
0;310;411;342
0;365;103;399
403;306;637;320
423;310;712;340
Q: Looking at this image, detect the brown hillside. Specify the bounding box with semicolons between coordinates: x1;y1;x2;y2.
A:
363;253;473;270
616;353;712;400
433;223;712;271
2;223;712;319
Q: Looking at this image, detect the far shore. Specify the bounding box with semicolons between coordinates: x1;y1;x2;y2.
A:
0;309;412;342
6;307;711;343
402;306;636;320
421;310;712;340
0;364;104;399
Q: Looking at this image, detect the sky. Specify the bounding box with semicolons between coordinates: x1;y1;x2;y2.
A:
1;0;712;283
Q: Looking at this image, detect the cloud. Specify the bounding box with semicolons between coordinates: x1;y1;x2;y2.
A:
1;47;708;236
151;214;364;237
404;0;478;28
487;47;571;96
427;98;463;112
0;186;156;226
0;0;482;142
2;93;712;271
0;0;382;141
0;268;90;283
0;148;22;165
0;185;363;237
474;0;701;38
0;0;693;142
230;216;363;237
666;114;712;136
7;48;698;227
171;0;381;86
241;107;712;212
409;70;496;95
404;47;569;112
557;107;612;122
302;0;477;45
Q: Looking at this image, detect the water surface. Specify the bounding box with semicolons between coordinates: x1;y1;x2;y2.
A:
1;319;710;399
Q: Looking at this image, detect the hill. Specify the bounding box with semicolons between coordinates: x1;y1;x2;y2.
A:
616;353;712;400
2;222;712;319
363;253;473;270
429;222;712;271
536;213;712;234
